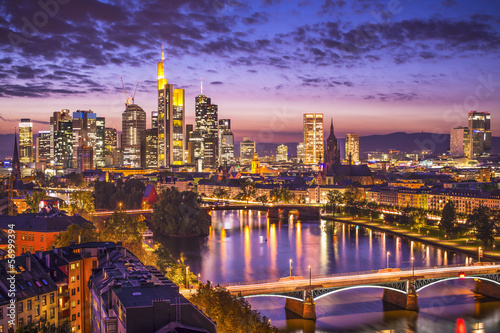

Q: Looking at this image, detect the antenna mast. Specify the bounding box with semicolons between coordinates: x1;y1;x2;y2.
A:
200;78;203;95
132;81;140;104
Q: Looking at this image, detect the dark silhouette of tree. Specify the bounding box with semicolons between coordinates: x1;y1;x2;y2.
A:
467;206;495;247
440;201;457;236
53;223;98;247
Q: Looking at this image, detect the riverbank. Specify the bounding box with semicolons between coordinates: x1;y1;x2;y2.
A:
322;214;500;262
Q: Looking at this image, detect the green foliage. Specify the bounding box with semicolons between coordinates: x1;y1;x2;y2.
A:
235;180;256;203
25;191;46;213
269;187;295;203
440;201;457;236
153;187;211;237
65;172;87;188
69;191;95;216
191;286;278;333
467;206;495;247
213;187;229;199
15;319;71;333
366;201;379;221
255;195;268;204
102;212;147;253
325;190;344;214
409;208;427;232
53;222;98;247
94;179;146;210
343;186;362;217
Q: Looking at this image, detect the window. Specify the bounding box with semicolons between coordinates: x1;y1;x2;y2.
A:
71;301;76;308
27;315;32;324
71;276;75;283
78;312;80;317
42;295;46;306
71;289;75;296
41;247;43;251
77;287;79;292
50;307;55;319
76;263;79;268
22;233;25;240
35;305;40;316
18;302;23;313
18;318;23;326
72;314;76;321
42;310;47;320
77;275;80;281
0;324;3;332
27;300;32;310
70;264;75;270
41;234;43;242
42;279;48;286
50;293;54;304
34;295;39;301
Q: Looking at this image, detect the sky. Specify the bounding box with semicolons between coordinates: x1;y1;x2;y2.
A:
0;0;499;143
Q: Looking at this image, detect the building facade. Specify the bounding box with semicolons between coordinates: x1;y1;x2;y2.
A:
36;131;51;163
122;104;146;168
218;119;234;166
240;137;255;165
276;144;288;162
468;111;491;158
345;133;360;163
450;126;470;158
303;113;324;165
19;118;33;164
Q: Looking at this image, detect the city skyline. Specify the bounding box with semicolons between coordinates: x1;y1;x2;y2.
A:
1;0;500;142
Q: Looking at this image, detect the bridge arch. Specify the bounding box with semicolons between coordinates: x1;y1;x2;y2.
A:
241;294;303;301
314;285;406;301
416;276;500;292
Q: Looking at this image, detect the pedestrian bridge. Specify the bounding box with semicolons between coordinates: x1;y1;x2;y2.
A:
221;263;500;319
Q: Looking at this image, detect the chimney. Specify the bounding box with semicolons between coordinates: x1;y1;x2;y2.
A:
26;255;31;271
46;253;51;269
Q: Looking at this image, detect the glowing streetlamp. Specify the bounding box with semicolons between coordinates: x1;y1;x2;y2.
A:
289;259;292;277
308;265;311;286
386;251;391;269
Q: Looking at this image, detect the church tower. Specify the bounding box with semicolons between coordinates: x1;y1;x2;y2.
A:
324;118;340;173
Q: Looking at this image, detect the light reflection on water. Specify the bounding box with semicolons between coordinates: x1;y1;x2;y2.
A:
160;210;500;332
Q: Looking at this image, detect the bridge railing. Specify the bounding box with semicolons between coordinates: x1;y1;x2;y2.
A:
219;262;500;287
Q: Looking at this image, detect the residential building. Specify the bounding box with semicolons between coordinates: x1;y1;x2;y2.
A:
303;113;324;165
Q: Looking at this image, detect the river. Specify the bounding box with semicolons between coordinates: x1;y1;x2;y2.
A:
161;209;500;332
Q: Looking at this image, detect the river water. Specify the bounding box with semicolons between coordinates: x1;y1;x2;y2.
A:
162;210;500;332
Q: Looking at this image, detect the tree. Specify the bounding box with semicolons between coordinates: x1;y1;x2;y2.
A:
343;186;362;218
153;187;211;237
269;187;295;204
325;190;343;214
53;222;98;247
467;206;495;247
25;191;46;213
68;191;95;217
440;201;457;236
409;208;427;233
65;172;86;188
102;212;147;254
191;285;278;333
366;201;379;221
15;319;71;333
255;195;268;204
213;187;229;199
236;180;256;203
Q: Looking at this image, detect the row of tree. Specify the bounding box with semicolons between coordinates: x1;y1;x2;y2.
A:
212;181;298;204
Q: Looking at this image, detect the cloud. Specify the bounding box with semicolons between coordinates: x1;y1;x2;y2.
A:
210;81;223;85
0;113;50;124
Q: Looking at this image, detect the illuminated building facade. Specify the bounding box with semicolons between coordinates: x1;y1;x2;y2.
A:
122;103;146;168
240;137;255;165
468;111;491;158
297;142;305;162
157;46;185;167
303;113;324;165
276;144;288;162
142;128;158;168
195;80;218;168
345;133;360;164
72;110;97;169
151;111;158;130
50;109;71;162
54;115;73;169
218;119;234;166
36;131;51;163
19;118;33;164
95;117;105;168
450;126;470;158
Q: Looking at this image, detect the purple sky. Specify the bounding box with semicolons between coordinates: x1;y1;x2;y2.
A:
0;0;499;143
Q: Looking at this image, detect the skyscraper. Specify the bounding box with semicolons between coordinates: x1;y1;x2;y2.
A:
218;119;234;166
450;126;469;158
95;117;105;168
122;103;146;168
303;113;324;165
195;79;218;168
50;109;71;163
240;137;255;165
468;111;491;158
324;119;340;171
276;144;288;162
104;127;117;166
36;131;50;163
345;133;360;164
72;110;97;169
157;45;185;167
54;115;73;169
19;119;33;164
296;142;305;163
151;111;158;130
142;129;158;169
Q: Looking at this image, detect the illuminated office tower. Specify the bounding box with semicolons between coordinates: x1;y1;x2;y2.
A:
50;109;71;161
152;111;158;130
303;113;324;164
276;144;288;162
36;131;50;163
240;137;255;165
468;111;491;158
122;103;146;168
95;117;105;168
218;119;234;166
19;119;33;164
142;129;158;168
104;127;117;166
345;133;360;164
54;116;73;169
72;110;97;169
297;142;305;163
195;79;218;168
157;45;185;167
450;126;470;158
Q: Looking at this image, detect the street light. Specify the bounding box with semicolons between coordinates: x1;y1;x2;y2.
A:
308;265;311;286
289;259;292;278
186;266;190;289
478;247;482;263
386;251;391;269
118;202;122;211
411;257;415;287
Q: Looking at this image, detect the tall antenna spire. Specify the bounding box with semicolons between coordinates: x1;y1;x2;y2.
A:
161;44;165;62
330;118;334;134
200;78;203;95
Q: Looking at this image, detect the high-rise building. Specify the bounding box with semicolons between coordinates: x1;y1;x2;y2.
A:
122;103;146;168
345;133;360;164
54;113;73;169
303;113;324;165
142;129;158;169
72;110;97;169
96;117;105;168
297;142;305;163
240;137;255;165
50;109;71;162
188;130;203;166
195;79;218;168
468;111;491;158
157;46;185;167
151;111;158;130
19;118;33;164
450;126;470;158
36;131;50;163
276;144;288;162
218;119;234;166
104;127;117;167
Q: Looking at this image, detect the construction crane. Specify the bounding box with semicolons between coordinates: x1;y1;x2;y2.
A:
120;76;140;105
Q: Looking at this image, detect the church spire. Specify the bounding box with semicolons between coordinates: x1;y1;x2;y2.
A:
12;129;21;179
330;118;334;135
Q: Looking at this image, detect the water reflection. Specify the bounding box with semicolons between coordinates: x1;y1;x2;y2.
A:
158;210;500;332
